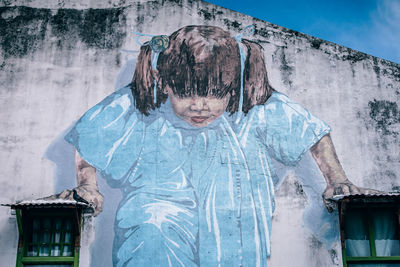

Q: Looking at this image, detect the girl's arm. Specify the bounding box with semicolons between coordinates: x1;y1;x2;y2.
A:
310;134;374;212
51;151;104;216
73;151;104;216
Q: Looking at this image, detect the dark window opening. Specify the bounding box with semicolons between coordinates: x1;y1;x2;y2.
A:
339;195;400;267
26;214;75;257
11;203;87;267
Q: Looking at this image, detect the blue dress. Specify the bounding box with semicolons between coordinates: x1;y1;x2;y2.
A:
65;87;331;267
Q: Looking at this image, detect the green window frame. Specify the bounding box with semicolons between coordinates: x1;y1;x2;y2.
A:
339;197;400;267
14;207;82;267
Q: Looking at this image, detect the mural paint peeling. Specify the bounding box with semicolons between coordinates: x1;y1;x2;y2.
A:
53;25;377;266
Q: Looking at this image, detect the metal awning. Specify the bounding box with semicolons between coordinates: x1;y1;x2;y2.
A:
3;198;91;209
331;192;400;203
2;197;93;236
2;197;93;214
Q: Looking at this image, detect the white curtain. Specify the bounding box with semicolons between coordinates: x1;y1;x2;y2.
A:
345;209;371;257
373;209;400;257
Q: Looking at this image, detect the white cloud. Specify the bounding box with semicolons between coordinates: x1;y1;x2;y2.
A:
364;0;400;63
333;0;400;64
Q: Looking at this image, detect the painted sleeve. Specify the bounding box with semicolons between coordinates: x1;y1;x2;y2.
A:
256;92;331;166
64;87;145;186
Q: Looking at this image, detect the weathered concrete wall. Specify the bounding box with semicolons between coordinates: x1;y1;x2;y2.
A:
0;0;399;266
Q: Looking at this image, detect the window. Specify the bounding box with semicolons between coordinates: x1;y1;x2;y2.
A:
339;195;400;267
10;199;89;267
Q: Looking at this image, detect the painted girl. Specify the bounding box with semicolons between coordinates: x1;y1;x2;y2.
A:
61;25;370;266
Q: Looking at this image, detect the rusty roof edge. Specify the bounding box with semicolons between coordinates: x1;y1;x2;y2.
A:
1;198;93;210
331;192;400;202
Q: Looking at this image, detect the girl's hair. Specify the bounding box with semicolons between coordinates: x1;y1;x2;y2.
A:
130;25;273;115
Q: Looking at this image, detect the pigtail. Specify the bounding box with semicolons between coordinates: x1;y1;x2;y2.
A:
241;39;272;113
130;44;167;115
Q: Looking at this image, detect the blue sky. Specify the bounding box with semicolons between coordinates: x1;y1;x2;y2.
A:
205;0;400;64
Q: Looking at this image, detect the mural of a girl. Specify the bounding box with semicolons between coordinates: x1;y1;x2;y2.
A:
61;25;373;266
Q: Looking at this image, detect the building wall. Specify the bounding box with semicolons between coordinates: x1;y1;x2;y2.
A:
0;0;399;266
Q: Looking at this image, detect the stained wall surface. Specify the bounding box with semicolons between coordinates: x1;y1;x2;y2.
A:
0;0;399;266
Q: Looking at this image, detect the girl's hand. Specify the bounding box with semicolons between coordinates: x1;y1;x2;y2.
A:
322;180;383;213
54;186;104;216
322;180;360;212
74;185;104;216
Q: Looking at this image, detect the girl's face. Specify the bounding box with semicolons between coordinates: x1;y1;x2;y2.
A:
166;87;230;127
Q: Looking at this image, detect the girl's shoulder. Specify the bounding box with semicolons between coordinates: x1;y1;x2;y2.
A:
103;86;134;108
253;91;311;117
265;91;294;106
247;91;296;119
247;91;330;132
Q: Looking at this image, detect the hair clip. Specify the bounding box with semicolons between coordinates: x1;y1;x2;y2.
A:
150;35;170;53
242;25;255;37
234;25;255;43
132;31;169;53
